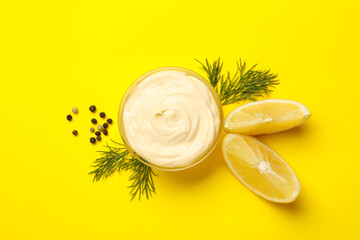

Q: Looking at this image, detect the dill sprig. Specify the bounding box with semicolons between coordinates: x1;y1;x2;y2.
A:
127;158;156;200
89;140;156;200
197;58;279;105
195;58;223;91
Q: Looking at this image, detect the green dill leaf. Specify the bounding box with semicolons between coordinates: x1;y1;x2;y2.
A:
89;140;156;200
196;58;223;90
197;58;279;105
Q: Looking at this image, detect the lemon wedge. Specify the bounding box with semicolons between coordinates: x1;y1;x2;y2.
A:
224;99;311;135
223;134;300;203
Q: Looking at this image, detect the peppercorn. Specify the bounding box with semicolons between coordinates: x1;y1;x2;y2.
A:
95;131;101;136
67;114;72;121
103;123;109;129
96;135;101;141
72;130;78;136
103;129;108;136
90;127;95;133
90;137;96;144
107;118;113;124
97;125;103;131
72;107;78;114
89;105;96;112
100;112;106;118
91;118;97;124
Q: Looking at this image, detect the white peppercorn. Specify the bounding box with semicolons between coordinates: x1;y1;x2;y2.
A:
72;107;79;114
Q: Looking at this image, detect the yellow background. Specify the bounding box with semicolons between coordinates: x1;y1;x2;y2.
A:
1;0;359;239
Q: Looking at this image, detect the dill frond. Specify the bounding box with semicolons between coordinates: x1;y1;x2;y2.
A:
89;140;156;200
196;58;223;92
197;58;279;105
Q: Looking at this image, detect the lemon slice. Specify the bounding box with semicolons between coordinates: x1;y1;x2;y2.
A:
223;134;300;203
224;99;311;135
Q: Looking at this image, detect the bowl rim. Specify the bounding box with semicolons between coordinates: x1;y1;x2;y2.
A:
118;66;224;171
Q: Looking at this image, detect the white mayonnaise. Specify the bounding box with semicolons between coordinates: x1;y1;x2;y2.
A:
122;69;221;168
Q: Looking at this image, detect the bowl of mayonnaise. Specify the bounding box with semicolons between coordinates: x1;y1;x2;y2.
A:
118;67;223;171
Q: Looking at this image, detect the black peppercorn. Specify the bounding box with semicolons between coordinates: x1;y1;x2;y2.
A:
103;123;108;129
89;105;96;112
67;114;72;121
100;112;106;118
107;118;113;124
91;118;97;124
72;130;78;136
103;129;108;135
90;137;96;144
96;135;101;141
95;131;101;136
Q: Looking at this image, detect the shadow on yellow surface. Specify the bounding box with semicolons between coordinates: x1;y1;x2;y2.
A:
159;133;227;186
256;123;313;144
270;190;306;214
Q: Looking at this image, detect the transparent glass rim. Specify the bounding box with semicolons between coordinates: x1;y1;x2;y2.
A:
118;67;224;171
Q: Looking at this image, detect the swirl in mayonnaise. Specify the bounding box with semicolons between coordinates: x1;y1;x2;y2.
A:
122;69;221;168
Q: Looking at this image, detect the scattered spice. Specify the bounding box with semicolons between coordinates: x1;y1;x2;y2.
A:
89;105;96;113
67;104;112;143
72;107;79;114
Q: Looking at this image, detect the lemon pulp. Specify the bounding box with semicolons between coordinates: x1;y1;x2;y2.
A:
225;99;311;135
222;134;300;203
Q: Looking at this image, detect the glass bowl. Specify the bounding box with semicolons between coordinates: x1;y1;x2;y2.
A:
118;67;223;171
